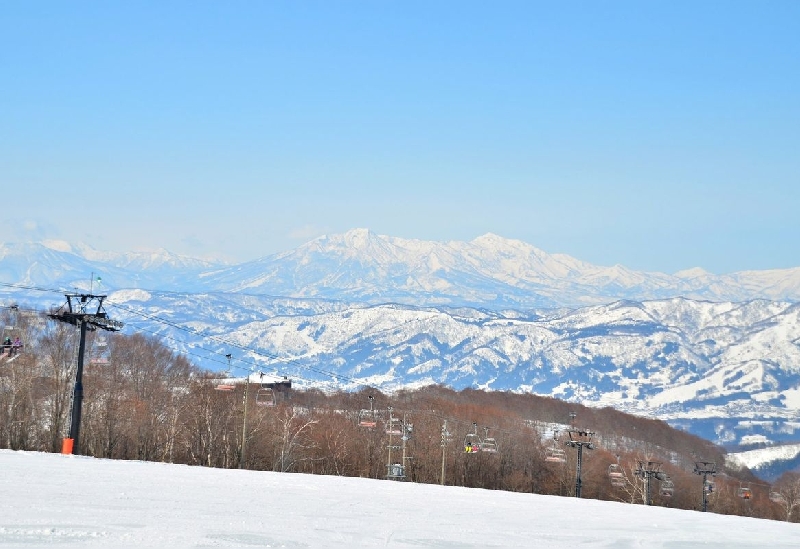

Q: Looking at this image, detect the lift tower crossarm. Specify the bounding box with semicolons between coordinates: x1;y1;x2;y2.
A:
48;293;123;455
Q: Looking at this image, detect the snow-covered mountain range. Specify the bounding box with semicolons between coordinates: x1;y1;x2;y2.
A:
3;229;800;476
6;229;800;307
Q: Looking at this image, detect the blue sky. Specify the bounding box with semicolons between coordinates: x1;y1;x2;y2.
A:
2;1;798;274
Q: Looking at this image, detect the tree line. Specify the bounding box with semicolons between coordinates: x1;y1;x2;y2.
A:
2;307;800;522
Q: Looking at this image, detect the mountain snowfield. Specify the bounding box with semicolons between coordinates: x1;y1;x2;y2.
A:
3;229;800;475
2;449;798;549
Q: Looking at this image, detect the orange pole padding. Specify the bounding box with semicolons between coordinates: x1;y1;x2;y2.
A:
61;438;74;455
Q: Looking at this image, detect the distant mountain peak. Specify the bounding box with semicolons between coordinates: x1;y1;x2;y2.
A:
472;233;538;251
41;239;74;253
341;228;378;249
674;267;714;279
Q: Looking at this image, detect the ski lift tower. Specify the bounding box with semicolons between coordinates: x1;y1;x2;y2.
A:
565;412;594;498
635;461;667;506
694;460;717;512
48;293;123;455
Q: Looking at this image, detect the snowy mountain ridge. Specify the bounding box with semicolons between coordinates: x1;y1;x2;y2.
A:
4;229;800;307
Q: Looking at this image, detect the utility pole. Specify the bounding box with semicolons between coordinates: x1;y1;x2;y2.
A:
48;293;123;455
440;420;449;486
386;406;394;476
565;412;594;498
400;412;412;480
694;461;717;512
234;355;251;470
386;407;398;479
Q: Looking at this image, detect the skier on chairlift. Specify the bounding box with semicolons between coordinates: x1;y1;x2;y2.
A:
10;337;22;357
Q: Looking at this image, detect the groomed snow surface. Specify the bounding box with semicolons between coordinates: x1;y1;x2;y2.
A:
1;450;797;548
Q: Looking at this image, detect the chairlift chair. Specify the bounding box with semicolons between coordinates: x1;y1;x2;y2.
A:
480;436;499;453
608;463;624;479
358;410;377;428
608;464;626;487
385;416;403;436
770;491;786;504
544;430;566;463
256;386;276;406
661;478;675;497
739;486;752;500
358;395;377;428
477;427;498;453
255;373;276;406
544;446;566;463
88;333;110;365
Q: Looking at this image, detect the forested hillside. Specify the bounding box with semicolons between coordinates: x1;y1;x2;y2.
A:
2;307;800;522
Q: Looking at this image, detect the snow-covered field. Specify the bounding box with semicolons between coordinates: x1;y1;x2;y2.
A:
1;449;797;548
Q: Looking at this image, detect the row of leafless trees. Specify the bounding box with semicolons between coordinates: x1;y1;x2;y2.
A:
2;308;800;522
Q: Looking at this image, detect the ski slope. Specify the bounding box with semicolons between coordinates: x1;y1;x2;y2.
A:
0;449;797;548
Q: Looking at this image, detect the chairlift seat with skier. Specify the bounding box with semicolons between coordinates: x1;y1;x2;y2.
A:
463;433;482;453
463;423;483;453
2;326;22;359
